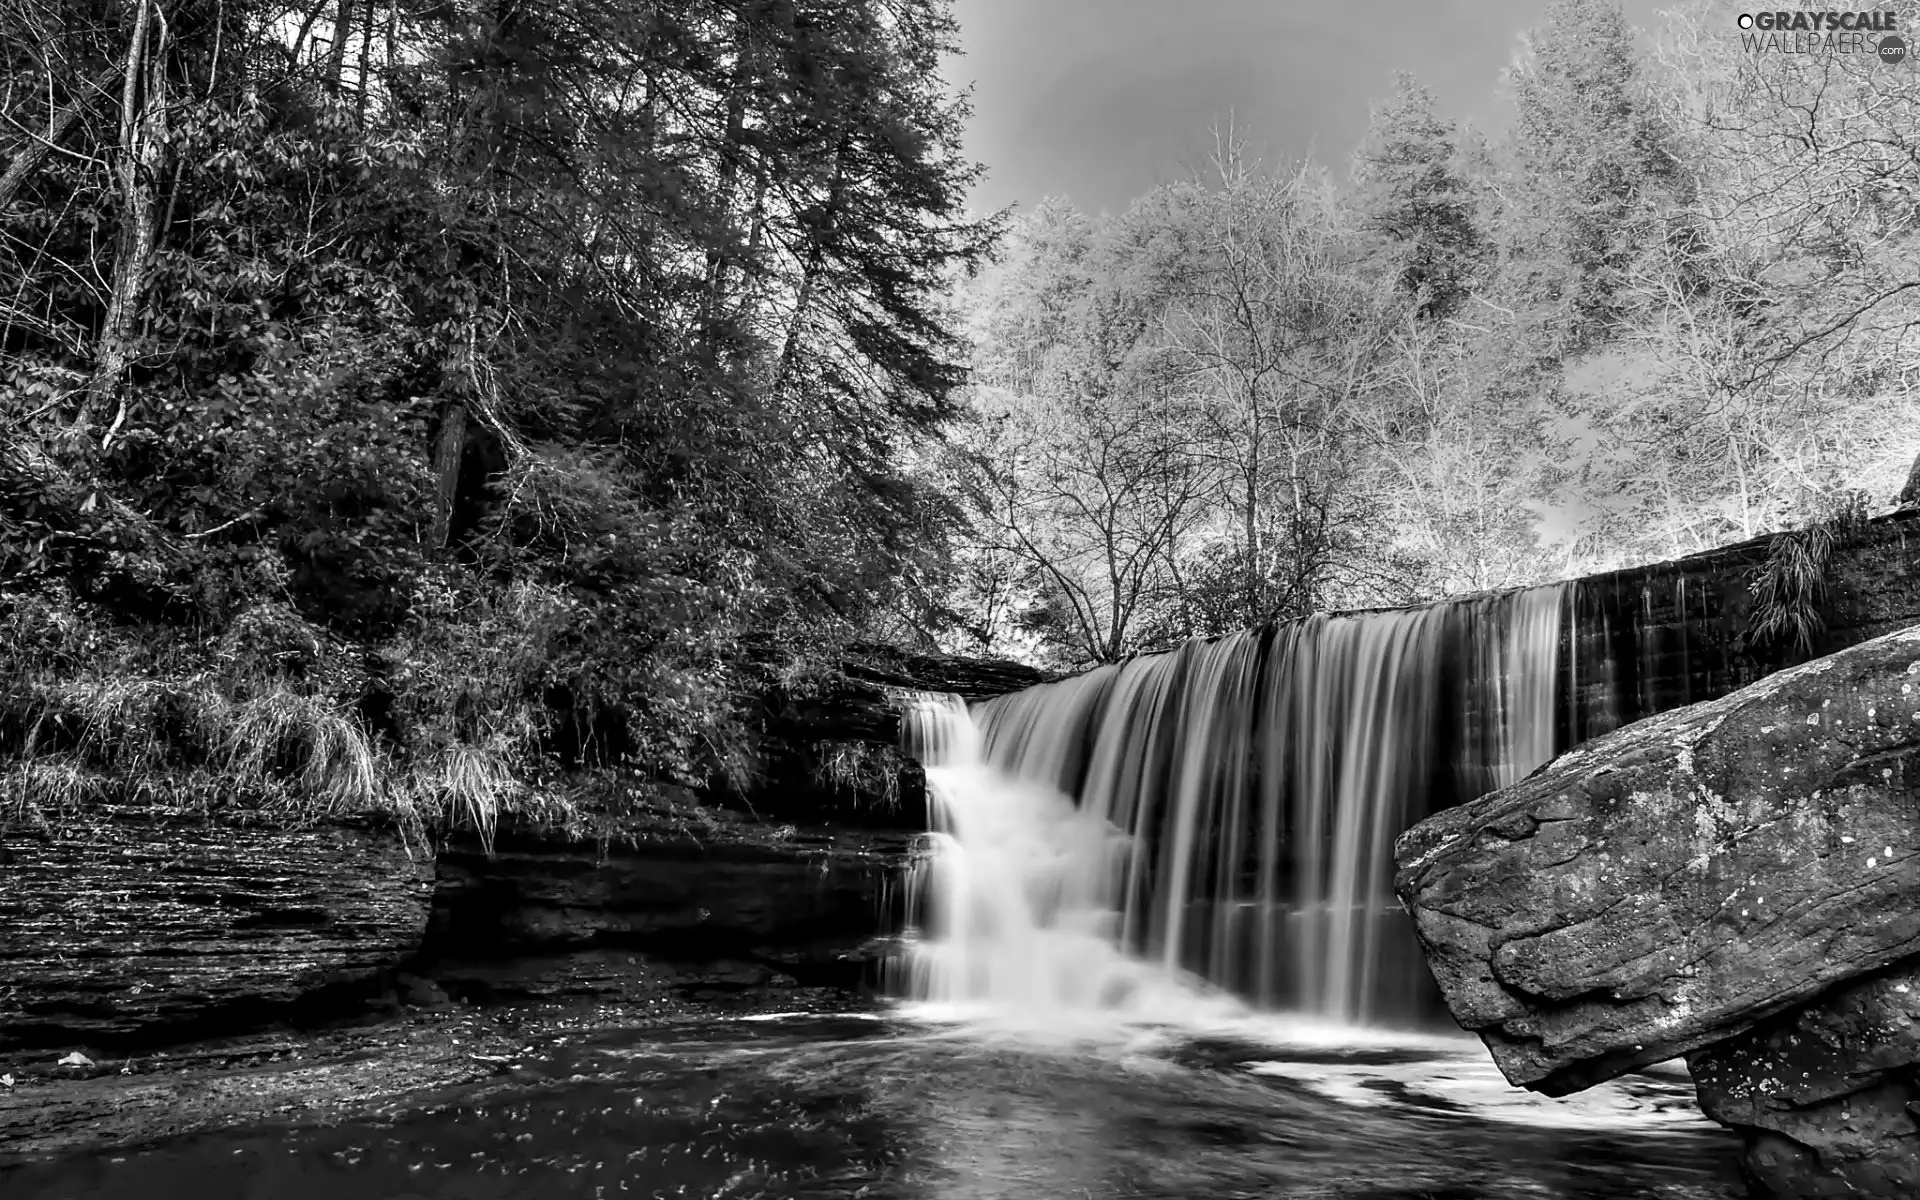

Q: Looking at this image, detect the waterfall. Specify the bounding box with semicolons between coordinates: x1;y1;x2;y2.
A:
891;582;1570;1028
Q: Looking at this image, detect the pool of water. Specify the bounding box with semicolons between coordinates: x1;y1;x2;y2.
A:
3;1006;1742;1200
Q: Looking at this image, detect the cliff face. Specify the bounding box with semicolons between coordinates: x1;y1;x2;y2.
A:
0;801;911;1052
1394;624;1920;1197
420;825;910;1004
0;644;1019;1052
1;807;436;1051
1562;512;1920;748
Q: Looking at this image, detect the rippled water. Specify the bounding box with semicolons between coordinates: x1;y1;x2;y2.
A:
4;1006;1741;1200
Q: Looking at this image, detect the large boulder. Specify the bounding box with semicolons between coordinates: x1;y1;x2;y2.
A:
1690;957;1920;1198
1393;623;1920;1096
1;805;435;1051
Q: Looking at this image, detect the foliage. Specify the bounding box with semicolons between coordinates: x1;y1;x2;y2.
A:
1353;73;1486;318
1746;490;1871;656
809;740;908;811
6;0;1918;749
0;0;995;830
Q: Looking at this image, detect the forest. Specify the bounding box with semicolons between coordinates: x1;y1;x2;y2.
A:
1;0;1915;837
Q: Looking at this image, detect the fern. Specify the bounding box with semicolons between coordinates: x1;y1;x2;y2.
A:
1747;493;1866;656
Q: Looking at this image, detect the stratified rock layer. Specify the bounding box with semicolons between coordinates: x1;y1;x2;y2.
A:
0;807;435;1050
1690;958;1920;1199
1394;624;1920;1096
421;826;909;998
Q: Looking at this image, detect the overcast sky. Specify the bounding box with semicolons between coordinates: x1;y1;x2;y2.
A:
947;0;1669;216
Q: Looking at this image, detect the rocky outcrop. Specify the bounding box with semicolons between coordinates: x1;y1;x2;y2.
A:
0;800;912;1052
419;822;911;1002
1690;957;1920;1198
1393;623;1920;1097
0;806;435;1051
768;644;1054;745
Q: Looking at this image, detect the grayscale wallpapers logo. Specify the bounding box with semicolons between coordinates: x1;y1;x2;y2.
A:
1735;10;1909;60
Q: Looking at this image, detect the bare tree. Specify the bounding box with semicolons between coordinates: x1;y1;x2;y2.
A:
78;0;169;446
978;375;1213;663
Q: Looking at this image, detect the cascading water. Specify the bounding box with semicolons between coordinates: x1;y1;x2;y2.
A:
891;583;1570;1028
889;692;1233;1022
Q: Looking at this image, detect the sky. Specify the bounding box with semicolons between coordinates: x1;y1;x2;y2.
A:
946;0;1669;216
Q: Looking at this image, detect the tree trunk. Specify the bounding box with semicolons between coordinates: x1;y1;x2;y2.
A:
428;402;469;549
324;0;356;92
771;136;849;400
82;0;167;444
355;0;375;122
728;159;771;369
702;14;753;328
291;0;331;63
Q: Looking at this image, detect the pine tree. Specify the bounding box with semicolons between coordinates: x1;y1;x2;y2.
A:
1504;0;1689;347
1353;72;1484;319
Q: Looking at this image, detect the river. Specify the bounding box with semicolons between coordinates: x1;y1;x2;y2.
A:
4;1006;1739;1200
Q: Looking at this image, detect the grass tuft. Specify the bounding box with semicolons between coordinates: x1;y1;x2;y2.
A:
212;689;381;815
3;755;106;828
1749;525;1833;656
434;741;514;855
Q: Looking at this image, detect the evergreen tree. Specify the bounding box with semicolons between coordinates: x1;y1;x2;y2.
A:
1504;0;1690;347
1353;72;1484;319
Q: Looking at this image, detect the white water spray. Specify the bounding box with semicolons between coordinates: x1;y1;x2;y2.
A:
891;695;1241;1025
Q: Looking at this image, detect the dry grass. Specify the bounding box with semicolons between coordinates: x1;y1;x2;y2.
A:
0;590;675;852
25;676;180;769
212;689;381;814
433;740;515;854
2;756;107;829
0;665;551;849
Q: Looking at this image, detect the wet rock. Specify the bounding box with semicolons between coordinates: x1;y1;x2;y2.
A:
394;973;452;1009
420;827;910;998
1394;624;1920;1096
428;950;686;1006
1689;958;1920;1198
0;808;434;1051
766;645;1055;745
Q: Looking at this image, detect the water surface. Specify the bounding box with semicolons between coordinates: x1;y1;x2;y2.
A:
4;1008;1741;1200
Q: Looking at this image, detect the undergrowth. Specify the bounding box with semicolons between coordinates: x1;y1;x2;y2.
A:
811;740;909;810
0;579;644;849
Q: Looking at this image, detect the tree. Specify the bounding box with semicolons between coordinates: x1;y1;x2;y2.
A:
1139;144;1412;630
1502;0;1692;350
1353;72;1485;319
